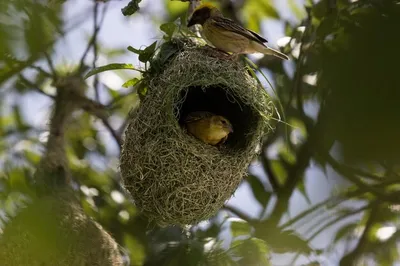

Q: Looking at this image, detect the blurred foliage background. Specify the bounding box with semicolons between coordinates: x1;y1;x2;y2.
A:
1;0;400;265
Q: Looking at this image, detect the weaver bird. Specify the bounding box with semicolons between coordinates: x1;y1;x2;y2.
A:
187;3;289;60
183;111;233;146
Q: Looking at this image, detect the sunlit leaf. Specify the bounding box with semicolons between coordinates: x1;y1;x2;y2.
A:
247;175;271;207
84;63;143;79
7;168;32;195
270;160;287;186
165;0;189;21
243;0;279;32
122;78;140;88
160;22;177;39
230;220;252;238
231;238;271;265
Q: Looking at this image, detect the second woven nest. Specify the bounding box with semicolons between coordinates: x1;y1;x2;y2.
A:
120;40;274;226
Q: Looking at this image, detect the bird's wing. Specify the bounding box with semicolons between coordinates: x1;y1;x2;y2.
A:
211;16;268;44
184;111;214;123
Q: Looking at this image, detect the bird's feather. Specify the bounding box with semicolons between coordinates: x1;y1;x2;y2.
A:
210;16;268;44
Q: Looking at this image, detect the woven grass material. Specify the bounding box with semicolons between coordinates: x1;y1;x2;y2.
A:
120;40;274;226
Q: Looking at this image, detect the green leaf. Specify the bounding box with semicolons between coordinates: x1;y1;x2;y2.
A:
127;45;142;55
244;0;279;31
160;22;177;39
8;168;31;194
316;14;337;39
312;0;330;19
247;175;271;207
149;41;179;74
165;0;188;19
230;221;252;238
297;180;311;204
136;82;147;98
124;234;145;265
84;63;142;79
264;230;312;254
249;237;270;254
270;160;288;186
122;78;140;88
334;223;357;243
231;238;271;265
24;150;41;164
121;0;142;16
12;105;29;132
138;41;157;63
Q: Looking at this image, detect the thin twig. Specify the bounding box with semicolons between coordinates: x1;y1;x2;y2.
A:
44;51;57;77
326;154;400;203
289;204;368;265
279;189;362;230
101;117;122;147
19;75;55;99
92;2;100;101
79;96;122;147
0;6;90;85
78;2;109;72
29;65;53;77
223;205;255;222
306;205;369;242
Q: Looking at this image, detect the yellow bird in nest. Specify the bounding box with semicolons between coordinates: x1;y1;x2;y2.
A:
183;111;233;146
187;3;289;60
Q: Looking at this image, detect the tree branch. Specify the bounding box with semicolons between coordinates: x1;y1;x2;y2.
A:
35;74;86;192
19;75;55;99
29;65;53;78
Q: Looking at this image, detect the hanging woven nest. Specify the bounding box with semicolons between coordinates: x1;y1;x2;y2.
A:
120;39;274;226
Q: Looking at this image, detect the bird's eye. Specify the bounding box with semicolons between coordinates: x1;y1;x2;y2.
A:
221;120;226;124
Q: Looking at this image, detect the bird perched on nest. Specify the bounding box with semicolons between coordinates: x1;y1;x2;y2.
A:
187;3;289;60
183;111;233;146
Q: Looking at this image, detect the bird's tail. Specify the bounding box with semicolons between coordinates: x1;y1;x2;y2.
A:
253;42;289;60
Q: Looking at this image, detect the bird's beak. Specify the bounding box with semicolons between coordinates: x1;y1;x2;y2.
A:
228;125;234;133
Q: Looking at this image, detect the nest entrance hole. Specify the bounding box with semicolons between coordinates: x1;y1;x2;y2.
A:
177;85;258;149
